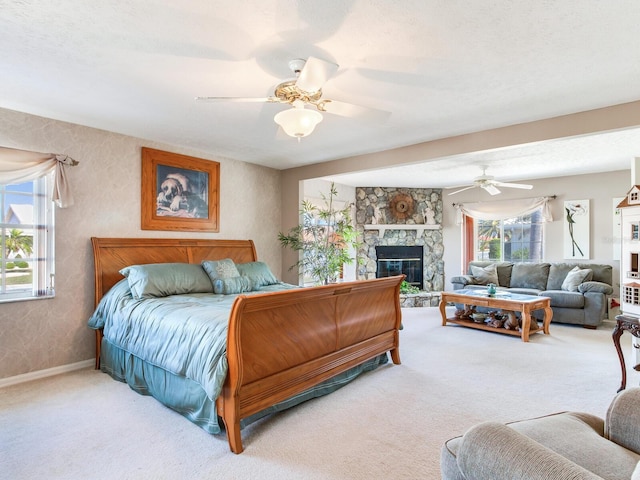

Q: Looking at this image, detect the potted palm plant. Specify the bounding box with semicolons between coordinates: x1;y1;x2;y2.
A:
279;183;359;285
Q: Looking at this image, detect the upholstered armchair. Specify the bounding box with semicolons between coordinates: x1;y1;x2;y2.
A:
441;387;640;479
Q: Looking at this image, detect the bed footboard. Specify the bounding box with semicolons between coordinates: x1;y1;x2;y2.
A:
217;275;404;453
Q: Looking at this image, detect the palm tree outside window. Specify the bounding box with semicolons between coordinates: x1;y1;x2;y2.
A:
474;208;544;262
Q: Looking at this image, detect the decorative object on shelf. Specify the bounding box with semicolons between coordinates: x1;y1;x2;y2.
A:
563;199;590;259
503;311;519;330
471;312;487;323
279;182;360;285
141;147;220;232
487;312;505;328
389;193;414;220
454;306;476;319
423;206;436;225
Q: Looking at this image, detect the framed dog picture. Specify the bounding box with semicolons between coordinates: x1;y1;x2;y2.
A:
141;147;220;232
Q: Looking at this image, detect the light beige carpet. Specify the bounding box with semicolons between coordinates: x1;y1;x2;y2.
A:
0;307;629;479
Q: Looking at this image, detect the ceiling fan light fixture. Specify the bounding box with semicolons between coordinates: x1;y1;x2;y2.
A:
274;101;323;139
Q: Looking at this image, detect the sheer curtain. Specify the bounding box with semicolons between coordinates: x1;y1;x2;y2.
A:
454;196;554;224
0;146;79;207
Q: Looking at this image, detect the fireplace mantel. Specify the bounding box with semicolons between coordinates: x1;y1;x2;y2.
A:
363;224;441;237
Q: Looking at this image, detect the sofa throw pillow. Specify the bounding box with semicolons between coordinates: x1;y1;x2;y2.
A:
201;259;240;283
510;263;550;291
213;276;253;295
470;264;499;286
236;261;279;287
120;263;214;299
561;266;593;292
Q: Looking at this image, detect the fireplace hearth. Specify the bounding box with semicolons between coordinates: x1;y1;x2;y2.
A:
376;245;423;287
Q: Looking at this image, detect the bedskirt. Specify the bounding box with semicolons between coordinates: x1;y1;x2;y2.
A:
100;338;389;435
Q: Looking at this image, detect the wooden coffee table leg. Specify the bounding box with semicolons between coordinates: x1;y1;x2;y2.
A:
542;306;553;334
439;298;447;326
520;308;531;342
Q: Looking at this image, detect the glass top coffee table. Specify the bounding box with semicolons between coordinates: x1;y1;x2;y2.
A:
439;289;552;342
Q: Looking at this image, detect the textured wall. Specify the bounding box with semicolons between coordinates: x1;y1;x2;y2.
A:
0;107;281;379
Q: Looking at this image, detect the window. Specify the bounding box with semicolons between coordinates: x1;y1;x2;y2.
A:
0;174;54;302
474;207;544;262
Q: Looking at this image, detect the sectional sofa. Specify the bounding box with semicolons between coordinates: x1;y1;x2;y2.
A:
450;261;614;328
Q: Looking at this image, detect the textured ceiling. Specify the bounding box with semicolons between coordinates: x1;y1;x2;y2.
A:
2;1;640;188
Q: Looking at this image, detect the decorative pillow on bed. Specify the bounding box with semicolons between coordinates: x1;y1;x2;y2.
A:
236;261;279;287
561;266;593;292
470;264;499;286
120;263;214;299
201;258;240;282
213;276;254;295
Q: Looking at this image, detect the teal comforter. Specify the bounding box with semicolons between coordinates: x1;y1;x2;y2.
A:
88;279;297;401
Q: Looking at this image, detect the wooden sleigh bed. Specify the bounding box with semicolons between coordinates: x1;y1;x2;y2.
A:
90;237;403;453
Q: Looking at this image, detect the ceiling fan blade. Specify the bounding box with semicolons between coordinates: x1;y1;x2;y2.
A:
494;182;533;190
318;99;390;121
295;57;339;93
195;96;280;103
447;185;476;196
483;184;501;195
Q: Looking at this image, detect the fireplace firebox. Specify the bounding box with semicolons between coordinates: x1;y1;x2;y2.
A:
375;246;423;288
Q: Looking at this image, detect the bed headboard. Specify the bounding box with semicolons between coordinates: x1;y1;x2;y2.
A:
91;237;257;306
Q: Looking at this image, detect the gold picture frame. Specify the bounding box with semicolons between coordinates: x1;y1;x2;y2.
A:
141;147;220;232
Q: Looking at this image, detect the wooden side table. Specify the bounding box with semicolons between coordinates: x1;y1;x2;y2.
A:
613;314;640;392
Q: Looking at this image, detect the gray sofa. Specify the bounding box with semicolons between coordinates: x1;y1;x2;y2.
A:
441;387;640;480
450;261;614;328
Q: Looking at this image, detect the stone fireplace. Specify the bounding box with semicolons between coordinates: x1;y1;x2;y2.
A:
355;187;444;293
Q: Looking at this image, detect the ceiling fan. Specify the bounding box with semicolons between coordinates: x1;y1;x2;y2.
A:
447;166;533;196
195;57;388;139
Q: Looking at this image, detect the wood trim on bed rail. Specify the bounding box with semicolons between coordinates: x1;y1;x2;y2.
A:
219;275;404;453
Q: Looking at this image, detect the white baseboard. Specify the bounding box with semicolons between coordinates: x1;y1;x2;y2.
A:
0;359;94;389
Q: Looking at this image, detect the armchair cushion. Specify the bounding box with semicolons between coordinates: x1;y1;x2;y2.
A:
456;422;603;480
606;387;640;455
442;390;640;480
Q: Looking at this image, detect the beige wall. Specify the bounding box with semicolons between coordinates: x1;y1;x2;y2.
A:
0;107;281;380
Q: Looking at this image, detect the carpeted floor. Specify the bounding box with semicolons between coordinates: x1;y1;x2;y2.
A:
0;307;631;479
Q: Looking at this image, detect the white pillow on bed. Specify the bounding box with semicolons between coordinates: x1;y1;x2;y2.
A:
120;263;214;299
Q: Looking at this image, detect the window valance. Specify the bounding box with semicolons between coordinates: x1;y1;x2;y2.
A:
454;196;554;225
0;146;79;208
